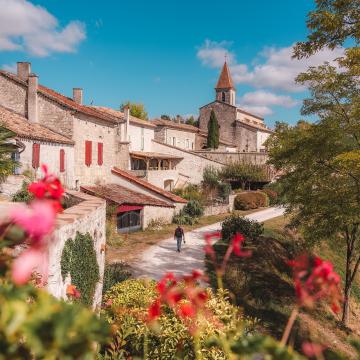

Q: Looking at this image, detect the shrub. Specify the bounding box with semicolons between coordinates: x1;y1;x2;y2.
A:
234;191;269;210
102;262;132;295
146;217;168;230
183;199;204;217
261;188;278;205
172;184;204;202
102;279;252;359
11;180;33;203
218;182;231;200
61;232;100;306
173;213;198;225
222;214;264;242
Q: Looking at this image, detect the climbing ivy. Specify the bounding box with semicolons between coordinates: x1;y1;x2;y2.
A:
61;232;100;306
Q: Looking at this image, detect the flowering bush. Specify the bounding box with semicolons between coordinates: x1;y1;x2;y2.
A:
0;164;110;358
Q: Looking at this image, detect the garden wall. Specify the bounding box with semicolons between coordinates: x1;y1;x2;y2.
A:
203;203;230;216
49;191;106;310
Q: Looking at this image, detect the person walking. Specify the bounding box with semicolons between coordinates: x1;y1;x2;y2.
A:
174;225;185;252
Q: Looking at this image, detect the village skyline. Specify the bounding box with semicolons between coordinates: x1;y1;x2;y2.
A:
0;0;344;127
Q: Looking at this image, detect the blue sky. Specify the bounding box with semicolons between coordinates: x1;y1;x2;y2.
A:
0;0;344;127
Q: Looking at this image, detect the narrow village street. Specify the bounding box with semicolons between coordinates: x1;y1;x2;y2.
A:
131;207;285;280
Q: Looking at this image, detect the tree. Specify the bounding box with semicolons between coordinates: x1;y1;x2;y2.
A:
0;126;17;183
120;101;148;120
207;110;219;149
220;162;267;190
160;114;171;121
186;116;199;127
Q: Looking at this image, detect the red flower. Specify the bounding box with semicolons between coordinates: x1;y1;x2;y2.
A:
178;303;195;319
204;232;221;259
288;254;342;313
147;298;161;322
302;342;325;358
66;284;81;299
231;233;252;257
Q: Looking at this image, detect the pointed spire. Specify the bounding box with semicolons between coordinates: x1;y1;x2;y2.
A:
215;61;235;90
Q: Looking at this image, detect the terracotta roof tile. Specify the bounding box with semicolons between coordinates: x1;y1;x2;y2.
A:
152;118;199;133
111;167;187;203
91;106;156;128
0;105;74;145
130;151;183;160
0;70;120;124
215;62;235;90
80;184;173;208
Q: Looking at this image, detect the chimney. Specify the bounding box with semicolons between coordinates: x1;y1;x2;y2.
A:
27;74;38;122
73;88;83;105
176;115;181;124
124;105;130;142
17;62;31;81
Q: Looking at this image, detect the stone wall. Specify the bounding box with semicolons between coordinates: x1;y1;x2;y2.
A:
0;75;27;115
143;205;175;228
235;123;258;152
0;175;25;197
161;127;196;151
146;169;179;190
129;123;154;152
49;191;106;310
193;150;269;165
151;140;224;184
203;203;230;216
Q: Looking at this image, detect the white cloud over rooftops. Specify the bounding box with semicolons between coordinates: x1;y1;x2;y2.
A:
0;0;86;57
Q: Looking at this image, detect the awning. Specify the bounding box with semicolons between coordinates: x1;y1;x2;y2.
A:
117;205;143;213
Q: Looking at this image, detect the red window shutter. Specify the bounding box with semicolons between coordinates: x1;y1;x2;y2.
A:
60;149;65;172
32;143;40;169
85;141;92;166
98;142;103;166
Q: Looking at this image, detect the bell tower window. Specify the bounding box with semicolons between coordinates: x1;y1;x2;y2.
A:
221;92;226;102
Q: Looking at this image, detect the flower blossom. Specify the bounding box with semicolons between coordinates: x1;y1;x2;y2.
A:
302;342;325;358
231;233;252;257
66;284;81;299
288;254;342;313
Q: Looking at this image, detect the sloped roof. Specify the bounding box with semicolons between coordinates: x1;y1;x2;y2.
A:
81;184;173;208
215;62;235;90
197;130;236;147
152;119;199;133
130;151;183;160
0;105;74;145
0;70;120;124
236;120;273;133
91;106;156;128
111;167;187;204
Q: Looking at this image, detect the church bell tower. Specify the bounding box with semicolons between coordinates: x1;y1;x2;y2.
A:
215;61;236;106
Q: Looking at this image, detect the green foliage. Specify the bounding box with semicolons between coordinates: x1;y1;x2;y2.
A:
172;212;198;225
221;214;264;242
172;184;204;203
185;115;199;127
261;185;279;205
120;101;148;120
61;232;100;306
207;110;219;149
160;114;171;121
183;200;204;217
102;279;253;359
0;283;109;359
202;165;220;189
234;191;269;210
218;182;231;200
220;162;267;190
102;262;132;296
11;180;33;203
0;126;18;184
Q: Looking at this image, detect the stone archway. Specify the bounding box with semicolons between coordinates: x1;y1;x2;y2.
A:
164;179;174;191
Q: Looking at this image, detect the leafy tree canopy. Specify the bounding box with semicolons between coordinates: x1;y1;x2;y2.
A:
0;126;18;183
120;101;148;120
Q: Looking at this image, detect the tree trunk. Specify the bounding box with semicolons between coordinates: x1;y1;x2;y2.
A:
342;285;351;325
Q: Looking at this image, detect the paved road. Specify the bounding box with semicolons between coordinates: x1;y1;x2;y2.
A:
131;207;285;280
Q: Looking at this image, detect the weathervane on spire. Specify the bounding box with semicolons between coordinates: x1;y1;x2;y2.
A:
224;53;227;63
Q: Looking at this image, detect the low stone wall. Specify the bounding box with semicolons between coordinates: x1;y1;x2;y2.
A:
203;203;230;216
193;150;269;165
0;175;25;197
49;191;106;310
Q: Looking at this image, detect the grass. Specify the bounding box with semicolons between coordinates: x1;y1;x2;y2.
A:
106;209;261;264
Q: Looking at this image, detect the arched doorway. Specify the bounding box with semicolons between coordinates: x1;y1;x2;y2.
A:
164;179;174;191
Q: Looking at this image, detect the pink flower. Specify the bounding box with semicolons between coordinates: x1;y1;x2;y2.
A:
66;284;81;299
12;248;48;285
9;201;56;245
302;342;325;358
231;233;252;257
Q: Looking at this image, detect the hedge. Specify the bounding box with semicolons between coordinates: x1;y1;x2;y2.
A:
234;191;269;210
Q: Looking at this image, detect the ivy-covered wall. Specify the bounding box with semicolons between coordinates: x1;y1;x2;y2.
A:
46;191;106;309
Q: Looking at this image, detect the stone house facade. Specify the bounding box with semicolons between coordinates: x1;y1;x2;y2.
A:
199;61;273;152
0;62;125;189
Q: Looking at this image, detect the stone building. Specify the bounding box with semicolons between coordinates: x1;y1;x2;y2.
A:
199;61;273;152
0;62;126;189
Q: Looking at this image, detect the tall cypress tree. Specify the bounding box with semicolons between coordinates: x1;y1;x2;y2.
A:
207;110;219;149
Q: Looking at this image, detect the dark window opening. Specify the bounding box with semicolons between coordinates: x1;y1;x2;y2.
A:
117;210;141;232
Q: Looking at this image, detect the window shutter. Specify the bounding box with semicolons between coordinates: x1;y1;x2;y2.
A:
98;142;103;166
60;149;65;172
32;143;40;169
85;140;92;166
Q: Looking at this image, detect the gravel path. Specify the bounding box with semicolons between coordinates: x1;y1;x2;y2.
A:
131;207;285;280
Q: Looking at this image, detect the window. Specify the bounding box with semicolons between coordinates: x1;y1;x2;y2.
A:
172;137;176;146
85;140;92;166
117;210;141;232
185;139;190;149
222;92;226;102
60;149;65;172
32;143;40;169
97;142;103;166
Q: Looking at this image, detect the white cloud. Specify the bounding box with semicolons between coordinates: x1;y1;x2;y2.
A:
238;90;299;117
196;39;235;68
197;40;344;92
0;0;86;57
1;63;17;72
